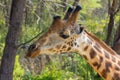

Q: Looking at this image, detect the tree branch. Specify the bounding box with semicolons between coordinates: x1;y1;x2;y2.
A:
0;2;5;7
18;30;44;48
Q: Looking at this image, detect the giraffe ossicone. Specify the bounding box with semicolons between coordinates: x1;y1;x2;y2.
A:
26;5;120;80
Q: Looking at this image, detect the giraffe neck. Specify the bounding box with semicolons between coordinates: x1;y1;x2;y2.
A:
75;30;120;80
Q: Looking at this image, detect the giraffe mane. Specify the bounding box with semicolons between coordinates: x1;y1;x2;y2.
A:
84;30;117;55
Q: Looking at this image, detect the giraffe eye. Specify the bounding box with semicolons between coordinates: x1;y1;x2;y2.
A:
28;44;36;51
59;32;69;39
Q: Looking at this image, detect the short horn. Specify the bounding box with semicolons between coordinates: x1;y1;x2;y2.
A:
67;5;82;24
64;7;73;20
50;15;65;32
51;15;62;26
74;5;82;12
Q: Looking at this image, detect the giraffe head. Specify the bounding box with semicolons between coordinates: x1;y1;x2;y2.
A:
26;5;83;58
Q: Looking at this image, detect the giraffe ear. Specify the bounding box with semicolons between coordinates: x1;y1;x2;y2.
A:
74;24;84;34
51;16;62;27
67;5;82;24
50;15;66;31
64;7;73;20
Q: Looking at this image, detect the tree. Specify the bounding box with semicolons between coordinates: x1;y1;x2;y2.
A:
105;0;119;45
112;19;120;54
0;0;26;80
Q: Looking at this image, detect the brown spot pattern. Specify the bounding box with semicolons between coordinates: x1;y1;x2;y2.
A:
74;42;77;46
118;61;120;66
67;42;73;46
56;45;61;49
90;49;96;59
112;73;120;80
97;56;103;69
112;56;116;62
96;43;100;48
85;30;116;55
67;47;71;51
104;51;110;59
71;42;73;46
115;66;120;71
92;56;103;70
87;39;92;44
83;46;89;51
101;69;107;78
93;62;99;67
100;61;112;79
94;45;102;53
83;55;88;60
62;45;66;48
105;61;112;72
67;42;71;46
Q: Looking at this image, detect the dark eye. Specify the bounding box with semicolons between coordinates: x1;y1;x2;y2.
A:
59;33;69;39
28;44;36;51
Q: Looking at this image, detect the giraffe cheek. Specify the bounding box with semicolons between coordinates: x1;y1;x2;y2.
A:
26;50;40;58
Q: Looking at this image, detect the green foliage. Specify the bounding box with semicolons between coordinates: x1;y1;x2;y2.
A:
0;17;7;56
13;55;24;80
80;0;101;17
0;12;5;27
39;62;78;80
0;0;119;80
20;24;42;43
21;62;77;80
20;54;103;80
61;54;103;80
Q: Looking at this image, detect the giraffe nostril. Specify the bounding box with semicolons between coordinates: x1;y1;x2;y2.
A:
28;44;36;51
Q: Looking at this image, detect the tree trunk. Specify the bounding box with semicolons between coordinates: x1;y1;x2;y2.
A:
105;14;115;44
0;0;26;80
105;0;119;45
112;20;120;54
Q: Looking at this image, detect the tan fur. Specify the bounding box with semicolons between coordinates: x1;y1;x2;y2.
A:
85;30;117;55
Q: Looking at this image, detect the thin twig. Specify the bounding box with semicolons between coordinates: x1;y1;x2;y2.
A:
18;30;44;48
0;3;5;7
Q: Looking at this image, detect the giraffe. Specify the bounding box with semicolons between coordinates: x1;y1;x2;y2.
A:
26;5;120;80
